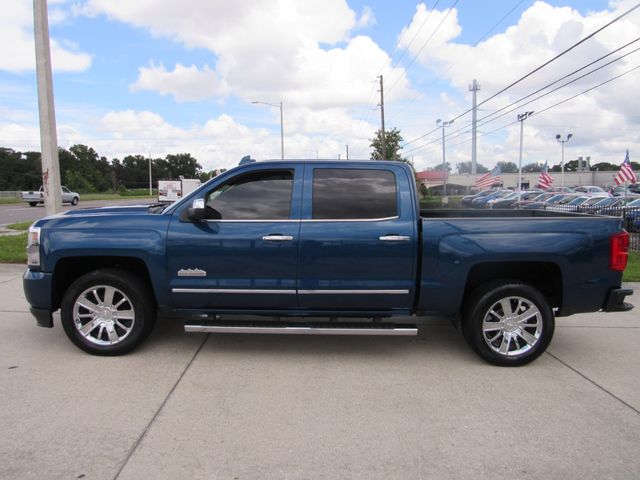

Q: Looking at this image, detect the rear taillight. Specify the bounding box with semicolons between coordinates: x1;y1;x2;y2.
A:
610;231;629;271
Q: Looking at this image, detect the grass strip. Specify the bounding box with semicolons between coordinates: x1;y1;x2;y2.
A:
0;233;27;263
624;251;640;282
7;221;32;231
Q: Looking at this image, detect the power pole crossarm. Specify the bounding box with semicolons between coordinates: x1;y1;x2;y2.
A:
33;0;62;215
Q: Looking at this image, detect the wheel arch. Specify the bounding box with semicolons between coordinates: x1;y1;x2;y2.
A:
52;256;157;312
463;261;563;311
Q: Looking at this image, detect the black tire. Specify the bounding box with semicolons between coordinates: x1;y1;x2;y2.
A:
71;196;79;206
461;281;554;366
60;269;156;355
29;202;37;207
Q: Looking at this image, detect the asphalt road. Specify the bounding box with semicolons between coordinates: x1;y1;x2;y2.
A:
0;198;155;225
1;263;639;480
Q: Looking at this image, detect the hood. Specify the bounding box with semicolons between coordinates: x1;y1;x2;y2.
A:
61;205;154;216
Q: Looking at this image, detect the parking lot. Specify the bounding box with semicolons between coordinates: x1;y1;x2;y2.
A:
1;262;639;479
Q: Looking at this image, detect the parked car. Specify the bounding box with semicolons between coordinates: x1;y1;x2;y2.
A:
519;193;572;210
461;189;495;207
23;160;633;366
21;186;80;207
486;190;541;208
545;187;574;193
573;185;608;197
471;190;512;208
612;185;640;199
623;198;640;232
547;195;590;212
487;190;543;209
577;197;625;214
512;192;555;209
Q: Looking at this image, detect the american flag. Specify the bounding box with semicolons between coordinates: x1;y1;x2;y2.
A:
538;161;554;189
475;165;502;189
614;150;637;185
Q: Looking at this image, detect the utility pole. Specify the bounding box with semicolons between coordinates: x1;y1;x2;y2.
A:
517;111;534;191
436;119;454;197
33;0;62;215
469;79;480;175
346;145;349;160
378;75;386;160
148;149;152;197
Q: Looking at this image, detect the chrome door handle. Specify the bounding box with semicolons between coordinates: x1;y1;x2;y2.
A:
379;235;411;241
262;235;294;241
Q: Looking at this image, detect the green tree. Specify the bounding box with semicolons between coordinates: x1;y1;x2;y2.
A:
496;161;518;173
166;153;202;178
456;161;489;174
370;128;405;160
522;162;542;173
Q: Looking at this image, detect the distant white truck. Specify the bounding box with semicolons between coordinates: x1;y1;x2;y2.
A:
158;178;201;203
21;186;80;207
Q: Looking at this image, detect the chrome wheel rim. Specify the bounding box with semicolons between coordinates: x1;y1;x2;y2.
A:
72;285;135;346
482;296;543;356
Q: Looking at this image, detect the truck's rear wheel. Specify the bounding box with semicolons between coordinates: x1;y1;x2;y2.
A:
29;202;37;207
60;269;156;355
462;282;554;366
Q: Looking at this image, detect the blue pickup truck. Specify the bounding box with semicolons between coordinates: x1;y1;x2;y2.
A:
23;160;633;366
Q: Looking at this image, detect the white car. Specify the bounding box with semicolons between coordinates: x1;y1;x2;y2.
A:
21;186;80;207
572;185;609;197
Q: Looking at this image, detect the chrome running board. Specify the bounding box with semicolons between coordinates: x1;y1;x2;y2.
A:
184;320;417;336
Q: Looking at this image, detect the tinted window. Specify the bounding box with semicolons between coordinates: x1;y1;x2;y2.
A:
206;170;293;220
312;168;397;219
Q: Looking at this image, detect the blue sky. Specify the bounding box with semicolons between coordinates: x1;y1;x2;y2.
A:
1;0;638;173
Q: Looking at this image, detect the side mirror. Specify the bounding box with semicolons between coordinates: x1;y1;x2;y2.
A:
184;199;207;222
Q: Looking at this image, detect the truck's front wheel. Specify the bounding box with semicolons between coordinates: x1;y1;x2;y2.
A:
60;269;156;355
462;282;554;366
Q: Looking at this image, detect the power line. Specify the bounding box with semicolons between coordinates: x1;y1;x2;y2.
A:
402;1;640;146
419;39;640;150
390;0;528;132
386;0;462;96
448;1;640;122
407;63;640;157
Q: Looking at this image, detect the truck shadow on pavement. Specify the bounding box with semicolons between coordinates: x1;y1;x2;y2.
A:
144;314;476;363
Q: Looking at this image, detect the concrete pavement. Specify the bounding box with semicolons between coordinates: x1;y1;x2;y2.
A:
1;262;638;479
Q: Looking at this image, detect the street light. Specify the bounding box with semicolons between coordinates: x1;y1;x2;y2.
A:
556;133;573;190
517;111;534;191
436;118;453;197
252;100;284;160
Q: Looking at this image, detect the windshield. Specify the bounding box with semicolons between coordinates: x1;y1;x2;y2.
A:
567;197;587;206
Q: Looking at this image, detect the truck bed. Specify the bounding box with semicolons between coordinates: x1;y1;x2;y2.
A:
417;209;624;317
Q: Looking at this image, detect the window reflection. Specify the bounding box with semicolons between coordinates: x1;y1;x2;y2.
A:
313;169;397;219
206;170;293;220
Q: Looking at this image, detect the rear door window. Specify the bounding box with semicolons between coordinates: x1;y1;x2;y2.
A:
312;168;397;219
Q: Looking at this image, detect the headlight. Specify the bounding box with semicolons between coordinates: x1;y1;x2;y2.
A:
27;225;41;267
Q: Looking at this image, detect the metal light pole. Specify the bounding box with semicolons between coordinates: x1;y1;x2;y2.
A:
252;100;284;160
517;111;534;191
556;133;572;190
436;119;453;197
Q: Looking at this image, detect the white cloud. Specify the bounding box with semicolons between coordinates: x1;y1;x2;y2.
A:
130;63;227;102
395;1;640;171
79;0;411;108
356;6;376;29
0;0;91;73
